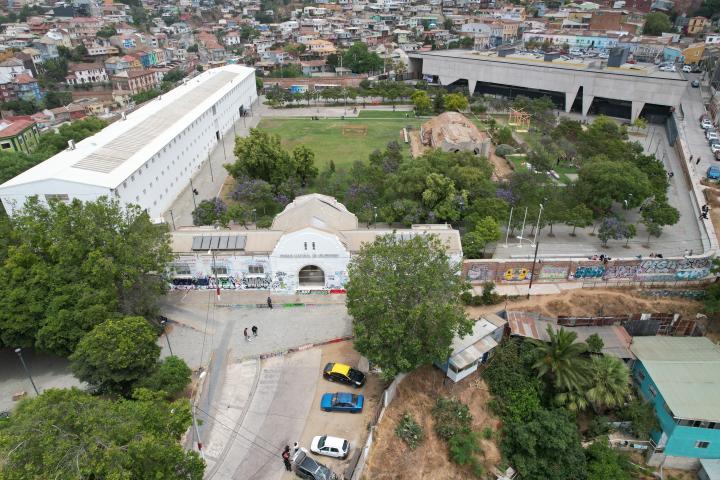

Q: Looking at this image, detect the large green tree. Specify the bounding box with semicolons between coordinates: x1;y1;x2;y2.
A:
69;316;161;395
502;408;587;480
227;128;297;187
342;43;383;73
444;92;468;112
0;388;204;479
585;437;633;480
346;234;472;378
530;326;590;392
0;198;172;355
462;216;501;258
643;12;673;35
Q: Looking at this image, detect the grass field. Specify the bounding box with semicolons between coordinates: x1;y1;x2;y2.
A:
257;117;423;168
357;110;414;119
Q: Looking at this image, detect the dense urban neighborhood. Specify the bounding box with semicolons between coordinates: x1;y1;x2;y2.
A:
2;0;720;478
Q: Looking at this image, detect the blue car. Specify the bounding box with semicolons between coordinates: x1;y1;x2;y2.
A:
320;392;364;413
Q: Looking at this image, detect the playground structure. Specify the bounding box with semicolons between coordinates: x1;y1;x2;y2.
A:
507;108;531;132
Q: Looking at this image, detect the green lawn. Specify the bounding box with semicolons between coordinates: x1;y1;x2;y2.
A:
257;117;424;168
357;110;414;119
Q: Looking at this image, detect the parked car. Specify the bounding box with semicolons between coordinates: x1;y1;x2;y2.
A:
598;52;609;59
310;435;350;459
715;150;720;161
320;392;364;413
707;166;720;179
292;448;338;480
683;65;693;73
702;118;714;129
692;79;701;88
711;142;720;154
659;65;676;72
323;363;366;388
707;130;719;142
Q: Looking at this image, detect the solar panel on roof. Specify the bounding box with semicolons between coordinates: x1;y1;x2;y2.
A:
191;235;247;251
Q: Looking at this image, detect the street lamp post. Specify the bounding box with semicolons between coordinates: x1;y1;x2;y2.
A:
532;203;544;246
208;249;220;299
14;348;39;395
516;207;528;246
504;206;514;247
526;242;540;299
252;208;257;229
159;318;174;356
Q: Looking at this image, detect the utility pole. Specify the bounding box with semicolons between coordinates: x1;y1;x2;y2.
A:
15;348;39;395
191;402;205;461
504;206;513;247
527;241;540;299
160;318;174;356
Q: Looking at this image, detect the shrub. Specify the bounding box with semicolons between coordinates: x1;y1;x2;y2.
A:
481;426;493;439
470;101;487;114
192;198;227;226
432;396;472;441
395;412;424;450
495;144;515;157
137;356;192;399
256;216;273;229
621;396;659;440
449;432;485;477
481;282;501;305
586;415;611;438
496;126;514;145
460;291;473;305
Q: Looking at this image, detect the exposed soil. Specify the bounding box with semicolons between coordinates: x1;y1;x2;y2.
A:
488;149;513;181
465;287;705;320
363;366;500;480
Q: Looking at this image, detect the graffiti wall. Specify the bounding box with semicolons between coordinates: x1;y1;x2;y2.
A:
168;254;349;293
463;256;714;285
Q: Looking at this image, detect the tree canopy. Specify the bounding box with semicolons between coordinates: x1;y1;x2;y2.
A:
643;12;673;35
346;234;472;378
341;42;384;73
0;197;172;355
0;388;204;479
69;316;161;395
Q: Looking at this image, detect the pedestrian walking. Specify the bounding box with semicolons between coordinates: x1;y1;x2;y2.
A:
252;325;258;337
282;447;291;471
244;327;251;342
697;157;702;165
690;155;694;162
267;296;273;309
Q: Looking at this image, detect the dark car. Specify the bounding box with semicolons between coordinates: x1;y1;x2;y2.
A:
292;448;338;480
322;362;365;388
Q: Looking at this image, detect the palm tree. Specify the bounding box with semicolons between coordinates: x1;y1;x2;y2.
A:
531;325;590;392
555;387;589;412
586;355;630;413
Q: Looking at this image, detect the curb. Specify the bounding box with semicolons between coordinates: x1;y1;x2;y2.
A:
258;335;354;360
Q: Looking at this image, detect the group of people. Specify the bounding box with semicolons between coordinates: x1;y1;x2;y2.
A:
281;443;300;471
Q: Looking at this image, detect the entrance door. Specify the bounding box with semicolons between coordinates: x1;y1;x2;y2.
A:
298;265;325;286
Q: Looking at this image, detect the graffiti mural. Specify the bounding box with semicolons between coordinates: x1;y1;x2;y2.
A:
539;265;568;280
326;271;349;289
241;275;271;289
675;269;710;280
574;265;605;279
466;264;495;282
604;264;637;280
641;289;706;299
504;268;530;281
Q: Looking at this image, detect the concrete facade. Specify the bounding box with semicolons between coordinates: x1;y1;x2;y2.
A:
409;50;688;122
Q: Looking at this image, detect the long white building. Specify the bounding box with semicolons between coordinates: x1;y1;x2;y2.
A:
0;65;257;219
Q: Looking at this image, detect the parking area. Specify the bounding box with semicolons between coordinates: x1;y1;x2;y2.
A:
287;341;383;479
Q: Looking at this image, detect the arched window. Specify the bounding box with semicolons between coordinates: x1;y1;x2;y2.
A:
298;265;325;286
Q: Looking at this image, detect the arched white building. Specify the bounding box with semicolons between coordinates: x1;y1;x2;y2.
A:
169;194;463;293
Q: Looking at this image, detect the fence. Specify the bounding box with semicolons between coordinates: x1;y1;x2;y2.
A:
346;373;407;480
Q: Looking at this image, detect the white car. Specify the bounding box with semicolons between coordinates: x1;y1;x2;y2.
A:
711;143;720;154
702;119;714;129
659;65;676;72
310;435;350;459
707;131;719;141
683;65;693;73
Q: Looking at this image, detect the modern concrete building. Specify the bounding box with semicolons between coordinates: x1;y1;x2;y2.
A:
0;64;257;220
631;337;720;469
168;194;462;293
409;50;688;121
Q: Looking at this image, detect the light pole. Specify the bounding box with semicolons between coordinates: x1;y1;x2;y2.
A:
526;241;540;299
532;203;544;246
516;206;528;247
207;152;214;183
160;317;174;356
504;206;514;247
252;208;257;229
208;249;220;299
15;348;39;395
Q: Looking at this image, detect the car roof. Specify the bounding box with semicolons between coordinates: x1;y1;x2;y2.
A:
336;392;355;403
330;363;351;376
320;435;347;448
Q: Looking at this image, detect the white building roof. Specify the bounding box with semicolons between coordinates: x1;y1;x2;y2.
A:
0;65;255;191
631;336;720;422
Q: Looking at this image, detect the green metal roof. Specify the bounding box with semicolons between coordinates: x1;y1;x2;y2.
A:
631;337;720;422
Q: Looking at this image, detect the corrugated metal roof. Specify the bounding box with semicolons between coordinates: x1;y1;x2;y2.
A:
74;71;236;173
631;337;720;422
